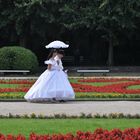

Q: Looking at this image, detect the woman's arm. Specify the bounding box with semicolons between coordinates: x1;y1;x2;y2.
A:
47;64;52;70
56;60;59;65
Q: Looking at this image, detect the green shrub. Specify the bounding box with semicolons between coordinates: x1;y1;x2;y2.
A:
0;46;39;72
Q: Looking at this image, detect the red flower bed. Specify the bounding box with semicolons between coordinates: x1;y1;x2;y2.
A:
0;80;34;85
1;78;140;94
78;78;133;83
0;80;33;93
0;88;29;93
0;128;140;140
73;79;140;94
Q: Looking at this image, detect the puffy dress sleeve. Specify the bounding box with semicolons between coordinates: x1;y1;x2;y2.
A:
44;59;53;65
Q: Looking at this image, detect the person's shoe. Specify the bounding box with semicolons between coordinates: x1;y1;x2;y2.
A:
51;98;57;103
59;100;66;103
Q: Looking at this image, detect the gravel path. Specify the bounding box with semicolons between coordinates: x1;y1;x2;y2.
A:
0;101;140;116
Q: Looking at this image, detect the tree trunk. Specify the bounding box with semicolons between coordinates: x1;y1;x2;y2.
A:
19;36;27;47
108;31;114;66
10;31;16;43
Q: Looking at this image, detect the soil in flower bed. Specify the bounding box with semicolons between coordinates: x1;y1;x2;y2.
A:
0;119;140;136
1;78;140;99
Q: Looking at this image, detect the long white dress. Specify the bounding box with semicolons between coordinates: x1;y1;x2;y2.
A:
24;58;75;101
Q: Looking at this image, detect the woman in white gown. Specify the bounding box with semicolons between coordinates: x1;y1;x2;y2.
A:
24;49;75;102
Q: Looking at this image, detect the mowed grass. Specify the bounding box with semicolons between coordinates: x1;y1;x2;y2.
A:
0;119;140;136
70;79;113;86
0;84;19;88
128;85;140;89
70;79;135;87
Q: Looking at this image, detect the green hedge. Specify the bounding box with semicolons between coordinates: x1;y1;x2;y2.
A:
0;46;39;72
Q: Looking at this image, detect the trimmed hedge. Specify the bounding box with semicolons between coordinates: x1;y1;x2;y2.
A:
1;112;140;119
0;46;39;72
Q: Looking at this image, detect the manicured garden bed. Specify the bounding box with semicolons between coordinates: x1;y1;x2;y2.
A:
1;128;140;140
1;78;140;100
0;119;140;137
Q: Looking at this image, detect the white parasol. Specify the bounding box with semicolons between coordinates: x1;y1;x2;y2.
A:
45;40;69;49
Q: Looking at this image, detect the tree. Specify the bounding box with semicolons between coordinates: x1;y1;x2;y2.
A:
97;0;140;66
59;0;140;66
0;0;140;66
0;0;64;47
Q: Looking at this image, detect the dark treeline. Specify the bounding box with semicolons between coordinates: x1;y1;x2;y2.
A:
0;0;140;66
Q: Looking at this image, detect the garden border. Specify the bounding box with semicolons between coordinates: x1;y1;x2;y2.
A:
1;76;140;101
1;112;140;119
1;76;140;80
0;98;140;102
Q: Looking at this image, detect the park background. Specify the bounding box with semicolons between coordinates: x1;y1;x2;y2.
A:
0;1;140;139
0;0;140;68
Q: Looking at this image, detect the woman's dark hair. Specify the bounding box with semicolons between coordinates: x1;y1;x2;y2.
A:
57;49;65;56
47;49;57;60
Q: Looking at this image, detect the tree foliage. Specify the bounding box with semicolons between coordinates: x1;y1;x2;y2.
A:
0;0;140;65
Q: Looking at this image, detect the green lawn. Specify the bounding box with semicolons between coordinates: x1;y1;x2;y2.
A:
69;79;131;86
0;84;19;88
128;85;140;89
70;79;112;86
0;119;139;136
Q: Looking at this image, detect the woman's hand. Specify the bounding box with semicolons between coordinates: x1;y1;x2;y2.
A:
64;69;68;73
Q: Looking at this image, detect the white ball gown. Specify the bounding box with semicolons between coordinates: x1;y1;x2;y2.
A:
24;58;75;101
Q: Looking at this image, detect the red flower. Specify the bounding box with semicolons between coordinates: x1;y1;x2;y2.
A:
0;128;140;140
1;78;140;95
